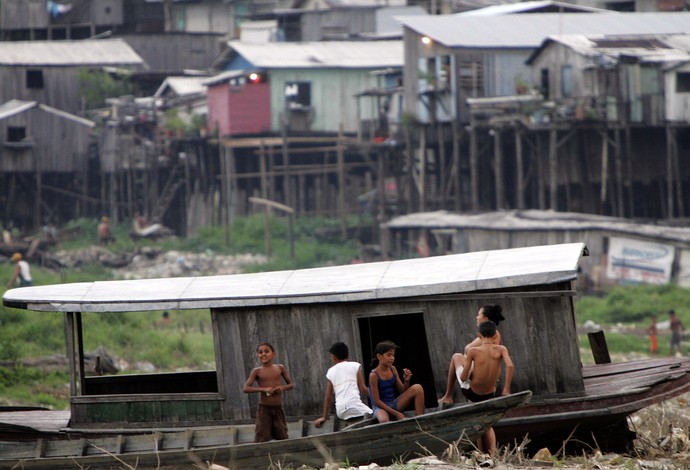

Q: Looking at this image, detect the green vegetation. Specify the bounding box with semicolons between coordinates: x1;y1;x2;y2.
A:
1;217;688;408
77;67;132;110
0;215;362;408
575;283;690;357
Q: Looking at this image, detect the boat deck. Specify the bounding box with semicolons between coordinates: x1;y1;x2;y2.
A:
495;355;690;452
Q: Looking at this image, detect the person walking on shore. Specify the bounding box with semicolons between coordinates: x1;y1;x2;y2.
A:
7;252;32;288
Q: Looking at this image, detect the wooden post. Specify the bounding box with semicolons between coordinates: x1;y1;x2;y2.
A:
418;129;426;212
536;133;545;210
405;125;415;214
338;125;347;238
470;123;479;211
549;127;557;210
64;312;77;396
666;125;674;218
259;140;270;254
281;115;291;210
452;119;461;211
587;331;611;364
493;128;503;209
624;126;634;216
614;128;623;217
669;125;683;217
249;197;294;259
515;126;524;210
437;122;446;208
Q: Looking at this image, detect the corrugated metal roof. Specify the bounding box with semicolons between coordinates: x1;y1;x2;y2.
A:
539;34;690;65
0;100;36;120
154;76;208;98
2;242;585;313
0;39;145;66
226;40;403;68
383;210;690;244
201;70;245;86
398;12;690;49
457;0;606;15
0;99;94;126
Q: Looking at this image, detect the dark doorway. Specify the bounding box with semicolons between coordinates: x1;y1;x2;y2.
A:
358;312;437;409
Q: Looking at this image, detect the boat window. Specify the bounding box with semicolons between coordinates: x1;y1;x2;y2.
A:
78;309;217;395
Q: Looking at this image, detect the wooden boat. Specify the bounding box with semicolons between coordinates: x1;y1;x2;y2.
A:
0;391;531;469
495;356;690;453
2;242;689;459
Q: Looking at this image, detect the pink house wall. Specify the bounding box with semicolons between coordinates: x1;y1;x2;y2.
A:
207;81;271;136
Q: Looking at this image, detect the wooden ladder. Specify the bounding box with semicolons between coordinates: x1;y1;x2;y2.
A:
150;162;184;223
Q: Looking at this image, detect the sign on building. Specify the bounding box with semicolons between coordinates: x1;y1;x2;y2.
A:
607;237;675;285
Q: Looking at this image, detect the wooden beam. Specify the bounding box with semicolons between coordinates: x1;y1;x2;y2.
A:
253;145;347;156
219;136;356;149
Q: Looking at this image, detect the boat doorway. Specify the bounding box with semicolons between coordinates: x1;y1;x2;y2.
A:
358;312;438;408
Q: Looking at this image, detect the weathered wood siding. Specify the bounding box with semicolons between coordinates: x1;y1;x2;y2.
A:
666;63;690;122
213;281;582;420
0;0;49;30
0;67;90;115
269;69;381;133
0;106;92;173
122;33;224;73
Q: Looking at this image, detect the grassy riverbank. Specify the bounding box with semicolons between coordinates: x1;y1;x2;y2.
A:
0;217;688;409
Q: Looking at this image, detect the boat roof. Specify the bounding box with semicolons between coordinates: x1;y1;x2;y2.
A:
2;243;586;313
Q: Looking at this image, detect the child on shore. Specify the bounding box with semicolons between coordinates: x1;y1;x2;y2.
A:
439;304;505;404
647;314;658;355
314;342;372;428
243;342;294;442
369;341;425;423
458;321;514;455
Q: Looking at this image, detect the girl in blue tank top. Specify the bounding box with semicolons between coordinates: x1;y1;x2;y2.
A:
368;341;426;423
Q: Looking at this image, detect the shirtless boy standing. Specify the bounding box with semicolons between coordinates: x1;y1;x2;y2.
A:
243;342;294;442
458;321;514;455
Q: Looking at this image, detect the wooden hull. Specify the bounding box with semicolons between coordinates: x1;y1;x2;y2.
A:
495;357;690;453
0;391;531;469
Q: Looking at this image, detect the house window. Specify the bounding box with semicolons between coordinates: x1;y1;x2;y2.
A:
26;70;44;89
284;82;311;111
561;65;573;97
676;72;690;93
7;126;26;143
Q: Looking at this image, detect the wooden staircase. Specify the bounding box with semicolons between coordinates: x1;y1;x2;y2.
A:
150;162;184;223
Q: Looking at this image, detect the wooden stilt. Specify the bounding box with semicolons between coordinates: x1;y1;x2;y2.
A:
549;127;557;210
494;128;503;209
515;126;524;210
470;123;479;211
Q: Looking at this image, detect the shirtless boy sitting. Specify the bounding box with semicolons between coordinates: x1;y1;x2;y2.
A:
458;321;514;455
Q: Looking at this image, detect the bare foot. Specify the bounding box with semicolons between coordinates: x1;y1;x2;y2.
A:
438;395;453;405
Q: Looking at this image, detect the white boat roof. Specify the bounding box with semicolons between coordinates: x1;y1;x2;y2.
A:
3;243;586;313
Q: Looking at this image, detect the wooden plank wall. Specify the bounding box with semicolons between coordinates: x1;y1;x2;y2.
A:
0;67;86;115
0;107;91;173
212;282;582;420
